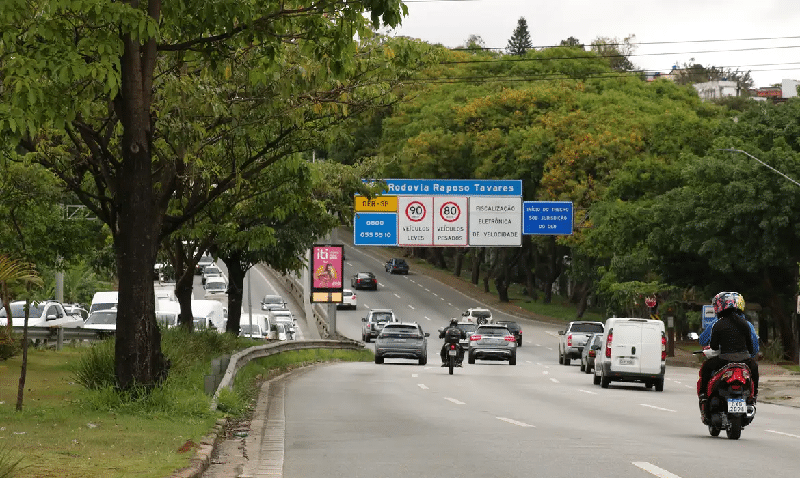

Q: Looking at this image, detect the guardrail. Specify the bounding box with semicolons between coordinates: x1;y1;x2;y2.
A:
9;326;109;350
209;339;363;411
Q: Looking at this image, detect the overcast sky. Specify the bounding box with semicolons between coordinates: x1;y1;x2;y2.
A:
382;0;800;87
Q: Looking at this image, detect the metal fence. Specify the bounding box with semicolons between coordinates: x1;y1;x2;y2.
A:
9;326;110;350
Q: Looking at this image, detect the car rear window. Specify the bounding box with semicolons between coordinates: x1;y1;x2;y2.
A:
496;321;519;331
571;323;604;333
457;324;477;334
373;312;393;322
477;326;508;336
381;325;421;337
471;310;491;319
358;273;373;279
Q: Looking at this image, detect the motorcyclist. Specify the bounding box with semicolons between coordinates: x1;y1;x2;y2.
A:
440;318;466;367
697;291;760;423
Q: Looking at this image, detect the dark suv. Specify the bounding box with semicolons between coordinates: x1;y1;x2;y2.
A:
351;272;378;290
385;258;409;275
495;320;522;347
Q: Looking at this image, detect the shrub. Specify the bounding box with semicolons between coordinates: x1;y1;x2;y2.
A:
0;330;21;361
762;338;785;363
70;337;116;389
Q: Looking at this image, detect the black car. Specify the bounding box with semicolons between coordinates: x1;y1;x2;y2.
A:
495;320;522;347
385;258;409;275
351;272;378;290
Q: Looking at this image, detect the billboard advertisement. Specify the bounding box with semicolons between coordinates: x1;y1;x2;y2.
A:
310;244;344;303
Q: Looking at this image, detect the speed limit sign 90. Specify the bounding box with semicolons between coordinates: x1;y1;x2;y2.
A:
405;201;426;222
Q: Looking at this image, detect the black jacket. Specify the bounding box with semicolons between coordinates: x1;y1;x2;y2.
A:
709;311;755;356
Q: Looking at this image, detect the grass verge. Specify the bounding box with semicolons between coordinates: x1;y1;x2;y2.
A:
0;332;371;478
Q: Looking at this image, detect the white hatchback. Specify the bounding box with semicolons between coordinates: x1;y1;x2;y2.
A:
338;289;357;310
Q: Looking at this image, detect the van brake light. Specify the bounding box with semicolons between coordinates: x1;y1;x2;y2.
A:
605;332;613;358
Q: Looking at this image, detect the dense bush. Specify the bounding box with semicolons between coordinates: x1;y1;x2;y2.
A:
0;330;21;361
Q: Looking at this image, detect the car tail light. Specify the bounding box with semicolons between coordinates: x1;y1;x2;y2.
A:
661;333;667;361
470;335;481;341
567;334;573;346
504;335;515;342
605;332;613;358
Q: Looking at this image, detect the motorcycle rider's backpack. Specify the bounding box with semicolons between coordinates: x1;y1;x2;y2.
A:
444;327;462;344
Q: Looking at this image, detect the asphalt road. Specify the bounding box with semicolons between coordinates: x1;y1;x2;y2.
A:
199;246;800;478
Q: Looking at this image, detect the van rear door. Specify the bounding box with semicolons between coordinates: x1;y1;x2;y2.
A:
639;321;664;374
610;320;642;374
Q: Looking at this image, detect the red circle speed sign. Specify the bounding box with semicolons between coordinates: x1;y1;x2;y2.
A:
439;201;461;222
405;201;426;222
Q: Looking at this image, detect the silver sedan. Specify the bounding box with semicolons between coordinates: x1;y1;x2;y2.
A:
467;324;517;365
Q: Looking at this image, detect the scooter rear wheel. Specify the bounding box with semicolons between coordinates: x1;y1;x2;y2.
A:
448;355;454;375
726;416;742;440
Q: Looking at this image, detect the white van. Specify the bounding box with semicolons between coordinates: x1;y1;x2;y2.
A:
593;317;666;391
90;291;118;314
155;299;181;328
191;299;227;333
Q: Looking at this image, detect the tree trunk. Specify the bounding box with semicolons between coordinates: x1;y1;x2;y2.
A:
520;236;537;301
15;299;30;411
454;248;466;277
113;24;169;392
471;248;484;285
431;247;446;269
575;281;591;318
174;268;195;330
221;252;246;335
543;236;557;304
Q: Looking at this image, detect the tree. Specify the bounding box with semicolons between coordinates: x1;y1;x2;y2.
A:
590;35;637;72
672;59;754;92
560;36;583;48
0;0;406;392
506;17;533;56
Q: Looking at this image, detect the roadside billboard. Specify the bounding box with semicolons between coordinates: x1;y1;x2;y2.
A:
310;244;344;303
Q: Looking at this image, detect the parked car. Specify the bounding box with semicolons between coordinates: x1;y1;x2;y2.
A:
581;333;604;374
83;308;117;336
195;254;214;275
468;324;517;365
462;307;493;324
0;300;85;328
495;320;522;346
593;317;666;391
260;295;286;311
361;309;398;343
385;258;409;275
558;320;604;366
374;322;429;365
351;272;378;290
338;289;357;310
203;276;228;299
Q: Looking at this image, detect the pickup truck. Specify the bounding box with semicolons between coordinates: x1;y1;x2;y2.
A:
558;320;604;366
0;300;85;328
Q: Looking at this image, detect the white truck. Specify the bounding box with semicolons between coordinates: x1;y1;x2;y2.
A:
558;320;604;366
1;300;85;328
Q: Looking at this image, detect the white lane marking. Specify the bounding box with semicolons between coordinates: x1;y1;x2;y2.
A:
545;347;553;351
535;343;542;347
766;429;800;439
441;297;445;301
418;384;428;390
409;280;416;283
549;378;559;383
432;293;439;297
408;304;415;310
579;389;598;395
633;462;683;478
444;397;465;405
425;288;430;292
394;293;401;299
411;374;418;378
496;417;534;428
542;370;549;375
640;404;676;413
447;302;454;307
525;361;533;364
424;316;431;321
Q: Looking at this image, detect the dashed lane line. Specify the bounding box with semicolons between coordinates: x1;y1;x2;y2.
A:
496;417;534;427
633;462;683;478
444;397;465;405
640;404;676;413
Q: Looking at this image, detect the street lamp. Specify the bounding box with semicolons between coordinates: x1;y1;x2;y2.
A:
719;148;800;188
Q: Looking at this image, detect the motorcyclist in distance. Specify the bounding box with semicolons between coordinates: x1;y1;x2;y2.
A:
440;318;466;367
697;291;760;423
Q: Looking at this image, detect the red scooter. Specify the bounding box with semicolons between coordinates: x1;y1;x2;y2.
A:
695;349;756;439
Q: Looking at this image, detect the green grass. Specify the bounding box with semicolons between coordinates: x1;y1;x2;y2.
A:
0;333;372;478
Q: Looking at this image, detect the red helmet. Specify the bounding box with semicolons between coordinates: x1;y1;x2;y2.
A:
712;291;745;316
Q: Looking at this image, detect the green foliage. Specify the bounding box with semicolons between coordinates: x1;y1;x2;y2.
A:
506;17;533;56
762;338;786;363
0;444;25;478
0;331;21;361
71;338;116;389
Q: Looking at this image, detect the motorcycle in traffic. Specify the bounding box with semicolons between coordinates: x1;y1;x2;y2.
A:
694;348;756;439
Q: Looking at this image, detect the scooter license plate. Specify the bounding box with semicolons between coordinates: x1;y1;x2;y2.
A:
448;349;458;356
727;398;746;413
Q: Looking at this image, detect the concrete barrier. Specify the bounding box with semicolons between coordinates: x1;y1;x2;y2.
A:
209;338;362;410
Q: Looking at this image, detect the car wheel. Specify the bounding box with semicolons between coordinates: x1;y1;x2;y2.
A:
517;338;522;347
580;360;586;372
601;369;610;389
364;335;371;343
655;378;664;392
564;356;571;366
375;355;384;364
593;372;601;385
558;350;564;365
468;353;476;365
419;355;427;366
645;381;653;389
509;354;516;366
